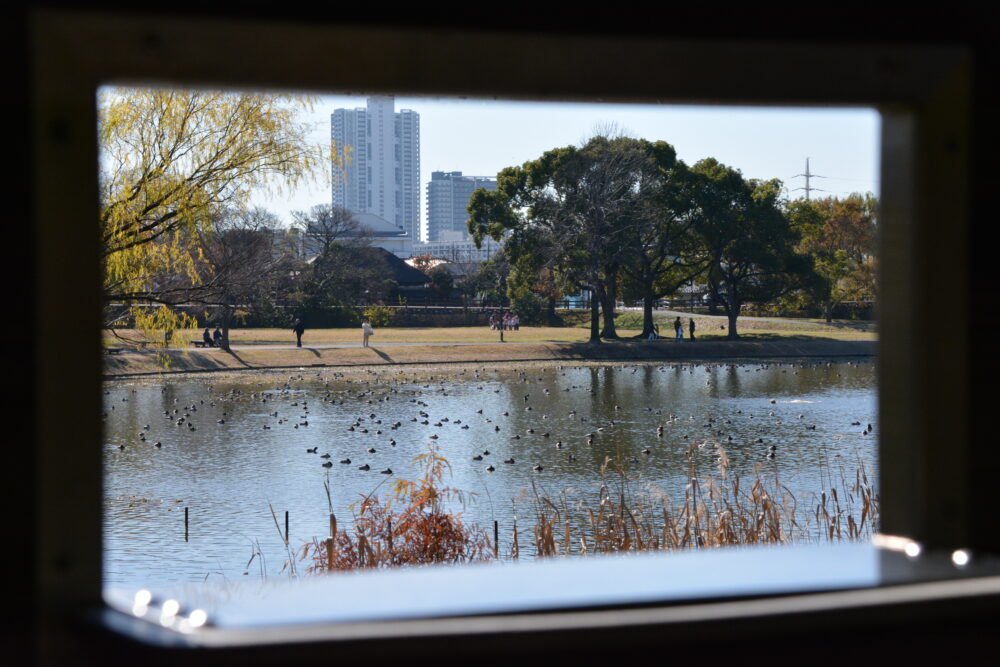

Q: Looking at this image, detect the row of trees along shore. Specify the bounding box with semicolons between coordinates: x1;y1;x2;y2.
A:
99;89;875;349
467;135;876;340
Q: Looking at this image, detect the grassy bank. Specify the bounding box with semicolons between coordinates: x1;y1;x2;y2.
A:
105;315;877;350
106;325;608;347
102;314;876;377
103;338;876;377
564;311;877;340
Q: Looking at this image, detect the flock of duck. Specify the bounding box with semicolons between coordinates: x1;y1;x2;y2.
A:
105;360;876;490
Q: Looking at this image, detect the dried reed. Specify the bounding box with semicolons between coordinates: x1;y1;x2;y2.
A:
298;441;879;573
527;442;880;557
300;445;494;573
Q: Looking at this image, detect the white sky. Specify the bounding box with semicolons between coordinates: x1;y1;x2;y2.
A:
252;94;881;241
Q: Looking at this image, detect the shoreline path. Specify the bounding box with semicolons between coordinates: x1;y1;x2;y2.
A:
103;337;876;379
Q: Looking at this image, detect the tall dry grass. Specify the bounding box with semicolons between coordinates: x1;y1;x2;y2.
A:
300;445;494;573
524;441;879;557
298;441;879;572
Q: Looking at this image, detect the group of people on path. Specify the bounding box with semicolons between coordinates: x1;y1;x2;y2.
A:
649;317;696;342
488;311;519;331
202;327;224;347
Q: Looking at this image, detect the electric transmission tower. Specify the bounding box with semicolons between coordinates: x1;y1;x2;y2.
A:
791;158;828;200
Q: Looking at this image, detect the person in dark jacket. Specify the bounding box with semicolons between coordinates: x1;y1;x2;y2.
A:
689;318;696;341
292;319;305;347
203;328;213;347
213;327;223;348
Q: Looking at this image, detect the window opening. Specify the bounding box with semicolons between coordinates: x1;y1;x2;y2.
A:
99;89;882;606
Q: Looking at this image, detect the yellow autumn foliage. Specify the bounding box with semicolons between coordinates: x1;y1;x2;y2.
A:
99;87;344;349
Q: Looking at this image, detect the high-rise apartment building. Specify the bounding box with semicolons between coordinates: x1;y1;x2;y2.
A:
425;171;497;242
331;96;421;243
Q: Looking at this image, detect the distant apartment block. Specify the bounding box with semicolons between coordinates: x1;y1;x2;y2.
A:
411;234;503;263
425;171;497;242
331;96;421;244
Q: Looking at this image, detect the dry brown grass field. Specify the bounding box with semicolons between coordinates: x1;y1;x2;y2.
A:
104;315;876;350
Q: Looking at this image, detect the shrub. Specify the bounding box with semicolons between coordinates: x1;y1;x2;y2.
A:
362;302;396;328
510;290;544;325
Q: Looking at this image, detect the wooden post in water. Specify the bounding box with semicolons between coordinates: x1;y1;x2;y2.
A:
284;510;289;543
388;519;393;554
184;506;189;542
494;520;499;557
326;512;337;571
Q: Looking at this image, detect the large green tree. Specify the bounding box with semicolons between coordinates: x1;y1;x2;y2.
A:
610;139;707;337
788;194;877;321
469;137;653;343
99;87;330;343
691;158;816;339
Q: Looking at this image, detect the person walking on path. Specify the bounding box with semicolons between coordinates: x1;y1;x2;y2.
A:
203;328;213;347
674;317;683;342
292;319;305;348
213;327;223;348
689;318;696;342
361;319;374;347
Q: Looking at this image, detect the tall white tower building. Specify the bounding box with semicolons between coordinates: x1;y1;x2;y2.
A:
425;171;498;242
331;96;421;243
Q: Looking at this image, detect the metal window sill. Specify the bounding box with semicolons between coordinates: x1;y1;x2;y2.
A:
98;539;1000;651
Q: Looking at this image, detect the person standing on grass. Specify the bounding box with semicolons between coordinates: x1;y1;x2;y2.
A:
292;318;305;348
689;318;696;341
362;319;374;347
674;317;682;342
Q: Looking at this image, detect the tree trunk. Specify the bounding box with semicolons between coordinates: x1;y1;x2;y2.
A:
641;292;655;338
725;298;740;340
588;285;601;344
598;280;618;339
546;294;558;326
824;301;834;323
221;303;233;351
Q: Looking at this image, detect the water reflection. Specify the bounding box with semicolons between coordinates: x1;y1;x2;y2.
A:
104;360;877;586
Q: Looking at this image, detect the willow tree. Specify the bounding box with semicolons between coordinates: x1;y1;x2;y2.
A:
99;87;336;347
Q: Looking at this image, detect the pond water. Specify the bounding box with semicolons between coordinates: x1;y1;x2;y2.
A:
103;359;877;587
